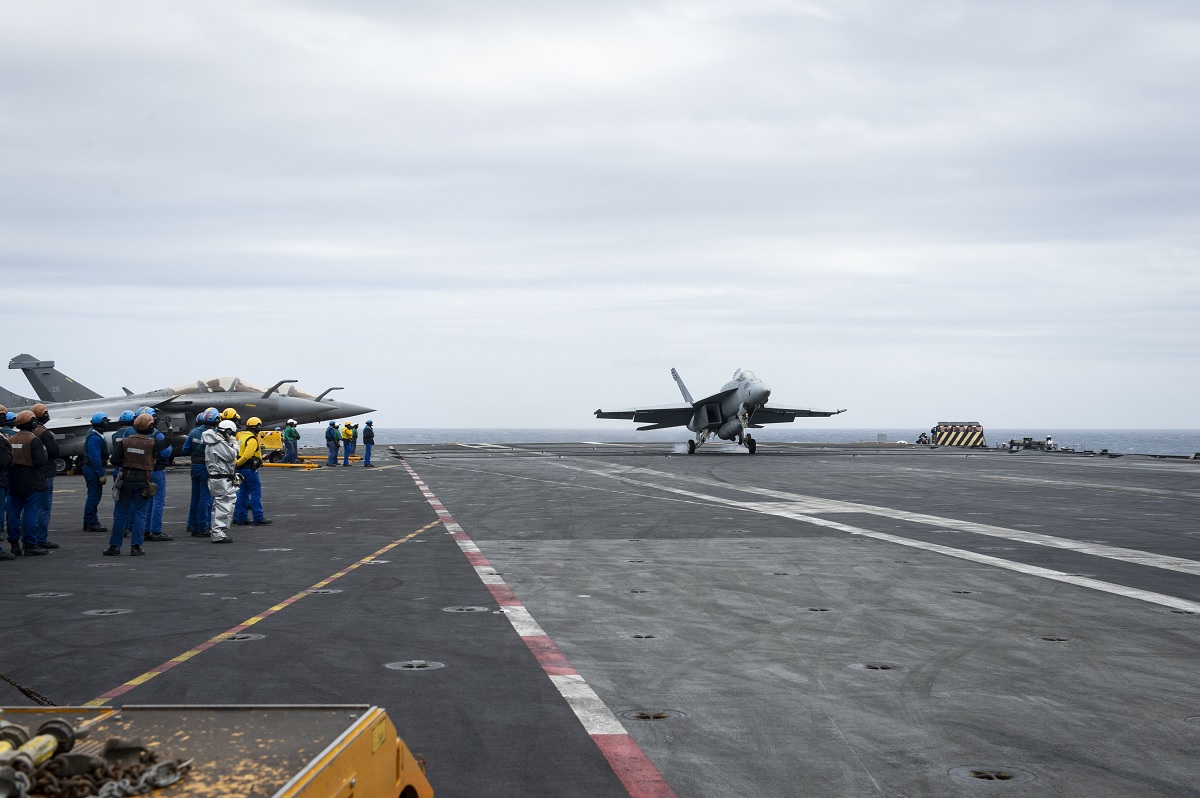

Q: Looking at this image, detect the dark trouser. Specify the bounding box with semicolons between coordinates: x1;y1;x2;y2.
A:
147;470;167;532
233;468;264;523
364;443;373;465
36;476;53;543
83;465;104;527
327;442;338;465
8;490;42;546
110;483;149;548
188;464;212;530
283;440;298;464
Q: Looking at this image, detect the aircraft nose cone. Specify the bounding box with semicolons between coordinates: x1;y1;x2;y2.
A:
751;383;771;405
326;401;374;419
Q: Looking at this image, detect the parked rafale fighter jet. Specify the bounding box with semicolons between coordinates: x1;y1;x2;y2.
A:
2;354;374;473
595;368;845;454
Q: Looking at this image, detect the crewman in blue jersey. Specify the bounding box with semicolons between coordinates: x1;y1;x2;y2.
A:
144;409;174;542
30;403;60;550
7;411;48;557
362;420;375;467
81;412;110;533
106;413;166;556
326;421;340;466
183;408;219;537
0;405;11;561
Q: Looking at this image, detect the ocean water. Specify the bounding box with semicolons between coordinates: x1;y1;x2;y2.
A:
344;428;1200;457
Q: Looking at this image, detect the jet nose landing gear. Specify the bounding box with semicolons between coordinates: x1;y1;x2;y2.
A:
687;439;696;454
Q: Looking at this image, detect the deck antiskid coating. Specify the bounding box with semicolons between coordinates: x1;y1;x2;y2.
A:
400;460;679;798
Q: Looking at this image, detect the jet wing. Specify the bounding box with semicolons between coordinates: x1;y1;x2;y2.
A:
595;404;693;430
751;406;847;424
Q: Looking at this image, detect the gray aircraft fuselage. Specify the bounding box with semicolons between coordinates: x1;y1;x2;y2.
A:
2;356;373;472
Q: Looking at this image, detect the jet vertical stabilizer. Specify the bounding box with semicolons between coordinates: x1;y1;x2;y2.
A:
670;368;695;405
10;354;103;402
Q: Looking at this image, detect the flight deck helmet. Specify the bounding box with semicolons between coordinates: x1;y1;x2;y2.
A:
14;410;36;429
4;412;15;426
118;410;136;424
201;408;221;425
195;411;205;425
246;417;262;430
31;403;48;422
220;408;241;422
91;412;109;426
217;419;237;436
133;414;155;432
366;420;373;425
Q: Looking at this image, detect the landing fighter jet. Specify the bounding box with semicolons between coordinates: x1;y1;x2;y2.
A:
2;355;374;473
595;368;845;454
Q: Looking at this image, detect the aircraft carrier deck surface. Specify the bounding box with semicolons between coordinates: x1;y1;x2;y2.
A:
3;441;1199;797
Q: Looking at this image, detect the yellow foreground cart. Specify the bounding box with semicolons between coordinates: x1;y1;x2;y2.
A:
0;704;433;798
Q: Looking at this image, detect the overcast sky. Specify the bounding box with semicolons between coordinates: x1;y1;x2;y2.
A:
1;1;1196;429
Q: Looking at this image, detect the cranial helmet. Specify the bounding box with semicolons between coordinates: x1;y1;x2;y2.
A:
118;410;136;423
201;408;221;425
15;410;36;428
246;417;262;429
133;414;155;432
220;408;241;421
31;403;48;417
218;419;237;434
91;412;110;425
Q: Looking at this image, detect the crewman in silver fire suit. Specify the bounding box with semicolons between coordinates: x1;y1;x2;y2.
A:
203;419;241;544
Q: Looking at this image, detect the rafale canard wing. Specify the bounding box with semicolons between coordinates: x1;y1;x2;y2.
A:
750;406;847;425
595;404;694;431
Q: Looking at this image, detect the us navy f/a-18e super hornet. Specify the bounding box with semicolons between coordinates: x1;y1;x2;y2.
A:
595;368;845;454
0;354;374;473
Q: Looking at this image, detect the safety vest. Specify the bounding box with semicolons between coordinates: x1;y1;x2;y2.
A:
121;433;156;472
82;428;109;467
9;430;36;467
236;430;262;468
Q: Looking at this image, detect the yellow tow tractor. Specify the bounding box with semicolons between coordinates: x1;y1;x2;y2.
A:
0;704;433;797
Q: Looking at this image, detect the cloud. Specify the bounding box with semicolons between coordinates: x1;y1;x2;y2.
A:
0;1;1196;427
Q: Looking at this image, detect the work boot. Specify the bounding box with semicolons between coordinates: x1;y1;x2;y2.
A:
24;545;49;556
146;533;174;542
252;519;273;526
9;542;21;557
212;537;232;544
130;545;145;556
84;524;108;533
102;545;121;556
0;550;13;561
41;541;60;550
233;520;250;526
191;529;212;538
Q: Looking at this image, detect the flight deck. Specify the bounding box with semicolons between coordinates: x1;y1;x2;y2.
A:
3;442;1199;797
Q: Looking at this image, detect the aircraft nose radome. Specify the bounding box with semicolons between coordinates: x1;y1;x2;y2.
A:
325;401;374;419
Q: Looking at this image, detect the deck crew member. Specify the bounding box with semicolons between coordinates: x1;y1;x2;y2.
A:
326;421;340;465
105;413;165;556
0;407;11;560
203;419;239;543
341;421;354;466
144;409;174;542
183;408;219;536
233;417;271;526
282;419;300;464
362;420;375;467
30;404;60;550
81;412;110;533
7;411;49;557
